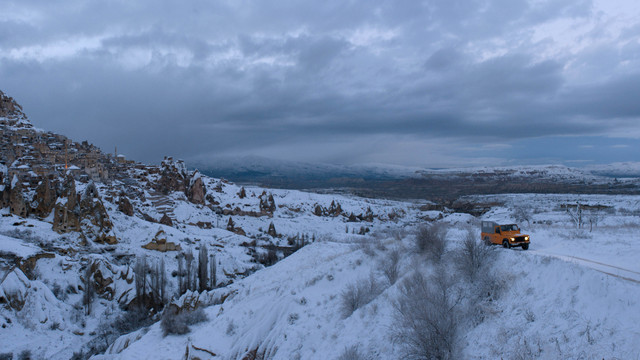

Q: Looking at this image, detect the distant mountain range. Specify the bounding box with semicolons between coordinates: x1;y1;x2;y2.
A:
194;155;421;184
195;156;640;199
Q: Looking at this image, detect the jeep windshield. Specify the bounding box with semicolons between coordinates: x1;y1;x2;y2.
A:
500;224;519;232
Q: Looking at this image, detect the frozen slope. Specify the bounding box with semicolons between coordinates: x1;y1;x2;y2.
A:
95;238;404;359
98;216;640;359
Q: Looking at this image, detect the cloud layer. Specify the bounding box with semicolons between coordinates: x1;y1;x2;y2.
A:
2;0;639;167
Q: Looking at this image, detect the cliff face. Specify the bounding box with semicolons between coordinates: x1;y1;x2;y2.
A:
0;90;31;128
0;90;208;244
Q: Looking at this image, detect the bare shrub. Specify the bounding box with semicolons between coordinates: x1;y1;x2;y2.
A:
287;313;299;324
455;229;497;282
524;309;536;323
70;351;86;360
89;308;152;357
379;248;401;285
51;282;68;301
352;237;376;257
161;306;208;336
567;229;593;240
392;228;408;241
0;354;11;360
340;275;383;318
112;307;154;334
183;307;208;325
512;205;532;226
415;223;447;262
392;268;460;360
336;345;368;360
510;338;542;360
226;320;237;336
256;247;279;266
315;234;336;243
18;350;31;360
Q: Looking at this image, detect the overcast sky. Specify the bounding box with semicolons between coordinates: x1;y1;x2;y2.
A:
2;0;640;168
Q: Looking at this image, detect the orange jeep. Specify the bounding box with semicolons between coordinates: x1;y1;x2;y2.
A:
481;221;530;250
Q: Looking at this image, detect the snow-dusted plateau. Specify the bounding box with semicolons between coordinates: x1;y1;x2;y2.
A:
1;90;640;359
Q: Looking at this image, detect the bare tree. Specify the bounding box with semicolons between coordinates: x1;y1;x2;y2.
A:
148;258;167;306
567;202;584;229
82;262;95;315
134;256;148;308
587;210;601;232
512;205;532;226
159;257;166;304
209;253;217;289
198;246;209;292
184;249;195;292
177;252;185;295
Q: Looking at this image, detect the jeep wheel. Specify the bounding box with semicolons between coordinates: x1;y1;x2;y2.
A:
502;240;510;249
522;244;529;250
484;236;491;246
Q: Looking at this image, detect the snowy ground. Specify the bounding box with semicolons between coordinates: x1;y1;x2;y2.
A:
94;194;640;360
2;191;640;359
0;176;425;359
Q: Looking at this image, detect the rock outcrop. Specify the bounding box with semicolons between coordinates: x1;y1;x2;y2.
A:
312;200;343;217
159;213;173;227
155;157;187;195
327;200;342;216
187;170;206;204
53;178;116;244
117;195;134;216
267;222;277;237
0;90;31;128
259;191;276;213
0;268;31;310
31;178;57;218
226;216;246;236
142;229;181;252
8;175;29;218
83;259;135;305
53;176;81;234
78;182;117;244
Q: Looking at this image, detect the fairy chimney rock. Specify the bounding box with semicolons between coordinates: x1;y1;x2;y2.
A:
187;170;206;204
117;195;134;216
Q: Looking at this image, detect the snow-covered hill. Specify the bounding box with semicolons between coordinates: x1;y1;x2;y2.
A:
0;168;426;358
92;193;640;359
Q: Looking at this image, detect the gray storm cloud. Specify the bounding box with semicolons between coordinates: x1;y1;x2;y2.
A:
1;0;639;167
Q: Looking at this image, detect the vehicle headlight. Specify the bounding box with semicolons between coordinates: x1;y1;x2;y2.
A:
510;237;515;241
525;236;529;240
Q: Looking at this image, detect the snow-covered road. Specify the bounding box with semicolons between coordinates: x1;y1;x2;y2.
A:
528;249;640;284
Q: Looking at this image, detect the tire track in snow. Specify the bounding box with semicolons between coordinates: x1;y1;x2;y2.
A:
527;249;640;284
